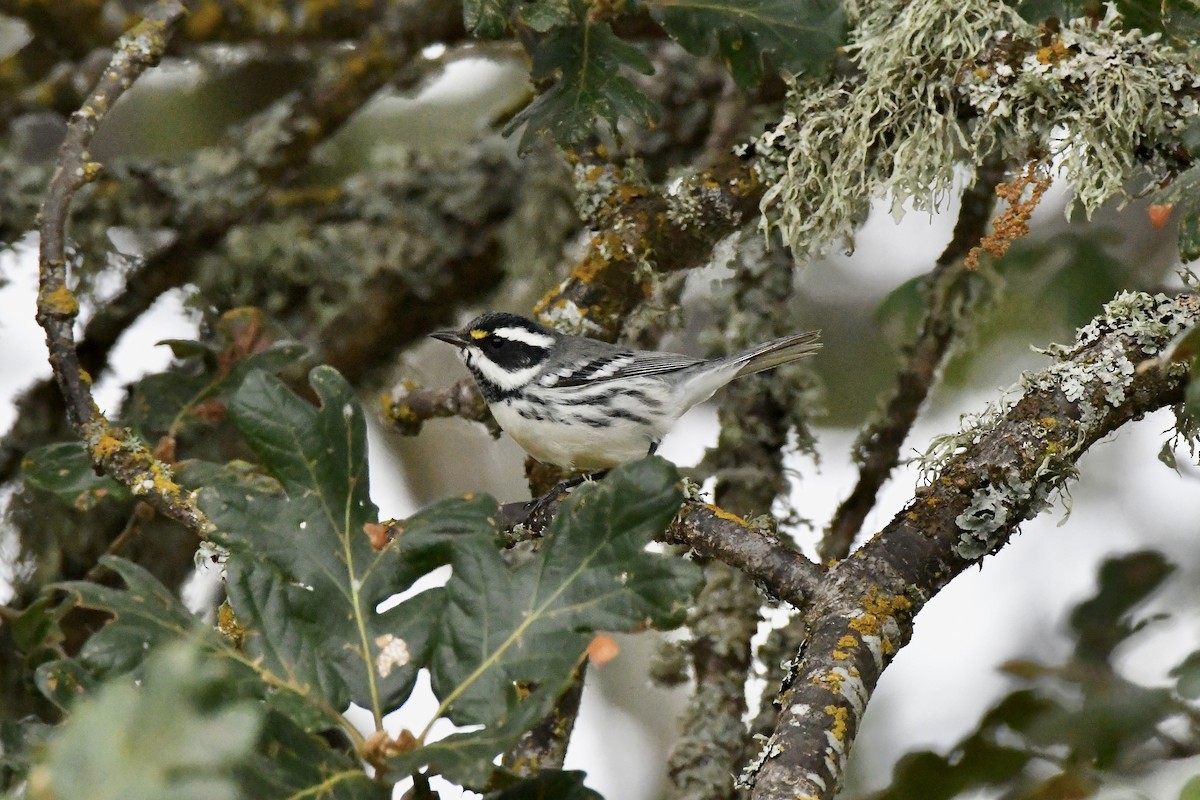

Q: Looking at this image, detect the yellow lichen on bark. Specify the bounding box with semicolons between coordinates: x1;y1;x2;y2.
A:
42;284;80;316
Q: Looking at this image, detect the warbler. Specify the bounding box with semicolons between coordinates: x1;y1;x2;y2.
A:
432;312;820;472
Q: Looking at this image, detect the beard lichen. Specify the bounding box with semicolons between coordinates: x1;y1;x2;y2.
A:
751;0;1200;261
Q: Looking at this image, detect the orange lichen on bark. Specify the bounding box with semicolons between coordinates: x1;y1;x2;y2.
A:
705;503;748;526
1036;37;1070;65
964;161;1053;269
833;634;858;661
825;704;849;741
847;587;913;656
90;432;124;460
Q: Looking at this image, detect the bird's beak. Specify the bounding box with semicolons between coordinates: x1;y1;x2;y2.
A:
430;329;469;349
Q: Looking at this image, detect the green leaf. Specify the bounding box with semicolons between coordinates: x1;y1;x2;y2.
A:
1114;0;1200;42
21;442;127;510
199;367;453;718
979;688;1069;738
1055;684;1175;769
385;457;699;787
38;640;264;800
0;718;53;789
519;2;574;32
1159;440;1180;469
35;658;97;710
1186;373;1200;424
485;770;603;799
53;556;198;679
387;685;558;788
1182;205;1200;263
1160;324;1200;367
464;0;515;37
129;340;306;439
238;710;386;800
641;0;846;85
506;14;658;152
1171;651;1200;699
1181;774;1200;800
1068;551;1175;663
419;456;697;726
7;595;68;656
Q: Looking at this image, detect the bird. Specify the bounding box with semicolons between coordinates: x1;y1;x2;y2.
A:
431;312;820;473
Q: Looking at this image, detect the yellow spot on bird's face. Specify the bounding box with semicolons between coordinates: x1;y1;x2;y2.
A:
470;329;488;340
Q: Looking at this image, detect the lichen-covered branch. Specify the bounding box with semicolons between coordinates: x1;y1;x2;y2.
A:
382;379;498;437
819;157;1007;562
752;0;1198;261
498;494;821;610
667;503;819;610
35;0;210;535
665;240;819;800
533;153;763;341
746;292;1198;800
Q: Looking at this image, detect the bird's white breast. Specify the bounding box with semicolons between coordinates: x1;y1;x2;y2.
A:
489;398;659;471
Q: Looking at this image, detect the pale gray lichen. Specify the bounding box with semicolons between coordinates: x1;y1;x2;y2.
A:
954;471;1054;559
737;732;786;790
752;0;1200;260
1023;291;1193;427
934;292;1196;558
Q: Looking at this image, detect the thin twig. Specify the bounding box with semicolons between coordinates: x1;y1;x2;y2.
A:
818;158;1008;562
35;0;209;535
382;379;499;437
498;492;821;610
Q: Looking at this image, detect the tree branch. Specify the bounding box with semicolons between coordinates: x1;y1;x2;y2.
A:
382;379;498;437
818;157;1008;562
499;494;821;610
35;0;209;534
532;153;763;341
747;292;1198;800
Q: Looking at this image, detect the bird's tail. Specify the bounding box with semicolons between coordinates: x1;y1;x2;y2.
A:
728;330;822;378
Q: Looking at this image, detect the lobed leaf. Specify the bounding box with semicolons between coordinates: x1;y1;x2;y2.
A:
21;442;127;510
199;367;475;718
640;0;846;85
38;641;263;800
1067;550;1175;664
417;457;695;727
464;0;516;37
485;770;603;799
506;11;658;152
53;556;197;678
238;710;386;800
383;457;700;786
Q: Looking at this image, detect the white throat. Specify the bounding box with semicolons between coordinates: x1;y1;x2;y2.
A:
464;348;543;392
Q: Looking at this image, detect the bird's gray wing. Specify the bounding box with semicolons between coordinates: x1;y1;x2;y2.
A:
543;348;707;387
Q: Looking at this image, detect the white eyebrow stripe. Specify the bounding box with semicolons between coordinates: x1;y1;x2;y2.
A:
492;326;556;348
